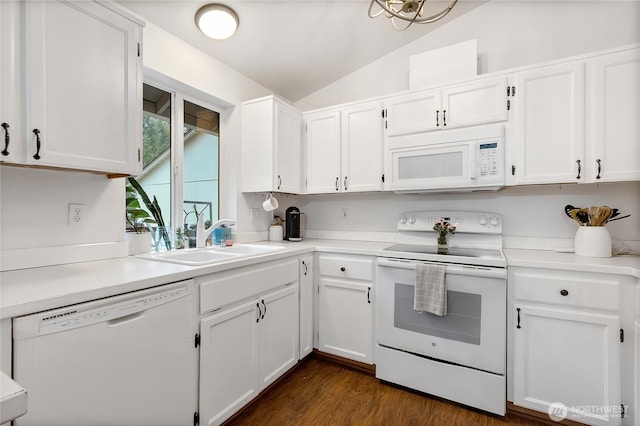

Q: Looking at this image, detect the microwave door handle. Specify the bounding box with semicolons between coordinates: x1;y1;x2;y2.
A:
469;142;478;180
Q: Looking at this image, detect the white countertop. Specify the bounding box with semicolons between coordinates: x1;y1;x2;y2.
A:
1;239;638;319
0;239;389;319
504;248;640;278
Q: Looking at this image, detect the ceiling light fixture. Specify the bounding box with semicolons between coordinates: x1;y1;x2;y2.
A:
368;0;458;31
195;3;239;40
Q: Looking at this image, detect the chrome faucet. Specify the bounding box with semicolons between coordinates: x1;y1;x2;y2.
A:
196;216;236;248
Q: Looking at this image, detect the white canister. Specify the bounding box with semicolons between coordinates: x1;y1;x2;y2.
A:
574;226;612;258
269;225;283;241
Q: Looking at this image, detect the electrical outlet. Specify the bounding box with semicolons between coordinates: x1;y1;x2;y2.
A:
341;208;349;221
68;203;85;227
251;208;261;222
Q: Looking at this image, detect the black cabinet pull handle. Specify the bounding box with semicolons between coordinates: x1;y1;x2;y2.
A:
340;267;346;272
511;165;516;176
516;308;521;329
511;86;516;96
575;159;581;179
277;175;282;190
335;177;339;191
436;110;439;127
367;287;371;304
507;86;510;96
596;159;601;180
1;123;9;156
33;129;42;160
560;289;569;296
344;176;348;191
302;260;308;276
261;299;266;319
256;302;262;323
442;110;447;127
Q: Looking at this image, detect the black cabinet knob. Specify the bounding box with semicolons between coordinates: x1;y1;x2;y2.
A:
560;289;569;296
340;267;346;272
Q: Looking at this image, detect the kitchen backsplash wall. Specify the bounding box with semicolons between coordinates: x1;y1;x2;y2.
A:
279;182;640;252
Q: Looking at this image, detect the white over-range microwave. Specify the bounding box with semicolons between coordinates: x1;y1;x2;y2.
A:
385;124;505;193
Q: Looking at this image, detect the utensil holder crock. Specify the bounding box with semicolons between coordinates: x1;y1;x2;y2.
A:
574;227;612;258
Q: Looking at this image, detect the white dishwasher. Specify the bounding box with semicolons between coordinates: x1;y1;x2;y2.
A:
12;279;198;426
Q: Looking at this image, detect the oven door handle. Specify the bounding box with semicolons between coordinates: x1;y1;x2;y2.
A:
377;259;506;279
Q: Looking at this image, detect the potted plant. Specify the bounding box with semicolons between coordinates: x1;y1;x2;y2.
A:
125;177;171;255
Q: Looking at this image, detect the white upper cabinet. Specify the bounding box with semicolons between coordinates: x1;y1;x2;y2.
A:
242;95;303;193
511;61;586;184
305;100;383;194
384;76;508;137
0;1;21;165
509;46;640;186
16;1;143;176
587;48;640;182
384;88;440;136
304;109;342;193
341;101;384;192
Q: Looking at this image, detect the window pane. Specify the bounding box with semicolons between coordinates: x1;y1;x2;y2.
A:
182;100;219;245
139;83;172;249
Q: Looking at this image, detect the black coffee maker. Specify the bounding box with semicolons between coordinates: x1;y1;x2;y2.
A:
285;206;302;241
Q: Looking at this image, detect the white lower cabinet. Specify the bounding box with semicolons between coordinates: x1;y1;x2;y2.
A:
198;260;299;426
317;254;374;364
511;267;628;426
299;256;314;359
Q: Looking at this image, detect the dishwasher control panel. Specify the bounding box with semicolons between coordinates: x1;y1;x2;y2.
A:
13;282;191;338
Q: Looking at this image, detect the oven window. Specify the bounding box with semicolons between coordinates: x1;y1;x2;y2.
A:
394;283;481;345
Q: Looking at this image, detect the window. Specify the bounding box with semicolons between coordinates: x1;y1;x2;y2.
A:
139;82;220;249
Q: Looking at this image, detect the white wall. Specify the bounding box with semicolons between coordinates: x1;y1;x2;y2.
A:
292;182;640;251
0;20;276;270
295;1;640;110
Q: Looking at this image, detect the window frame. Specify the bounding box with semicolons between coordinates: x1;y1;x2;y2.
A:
142;76;225;243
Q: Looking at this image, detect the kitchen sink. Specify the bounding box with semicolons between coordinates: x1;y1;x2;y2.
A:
136;244;285;266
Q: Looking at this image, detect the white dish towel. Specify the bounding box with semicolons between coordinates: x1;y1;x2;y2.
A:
413;263;447;316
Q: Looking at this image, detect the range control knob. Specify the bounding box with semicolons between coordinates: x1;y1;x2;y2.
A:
409;215;416;224
479;216;488;226
400;215;408;224
490;217;500;226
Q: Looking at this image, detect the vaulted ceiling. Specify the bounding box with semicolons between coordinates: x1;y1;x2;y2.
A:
117;1;486;102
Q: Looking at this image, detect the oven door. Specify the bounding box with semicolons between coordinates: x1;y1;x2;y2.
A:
376;257;506;375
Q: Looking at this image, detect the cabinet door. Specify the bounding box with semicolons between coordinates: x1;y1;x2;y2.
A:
199;300;259;426
513;62;585;184
25;1;141;175
513;305;621;426
299;257;314;359
588;48;640;182
274;100;302;193
384;89;440;136
258;284;299;391
0;0;21;164
441;76;508;129
305;110;341;193
342;101;383;192
318;277;373;364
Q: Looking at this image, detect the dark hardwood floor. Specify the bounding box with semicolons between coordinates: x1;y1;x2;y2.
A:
225;356;546;426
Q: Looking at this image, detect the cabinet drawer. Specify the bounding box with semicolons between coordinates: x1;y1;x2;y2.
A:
199;260;298;314
512;269;620;311
318;254;374;281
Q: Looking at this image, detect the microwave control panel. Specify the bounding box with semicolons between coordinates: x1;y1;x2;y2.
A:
479;141;499;176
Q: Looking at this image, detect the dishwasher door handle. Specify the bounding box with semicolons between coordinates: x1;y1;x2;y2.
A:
107;311;146;327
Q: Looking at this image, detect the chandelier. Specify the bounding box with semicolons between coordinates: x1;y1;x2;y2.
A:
368;0;458;31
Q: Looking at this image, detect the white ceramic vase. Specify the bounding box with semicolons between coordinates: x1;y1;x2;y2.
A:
126;232;153;256
574;226;612;258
